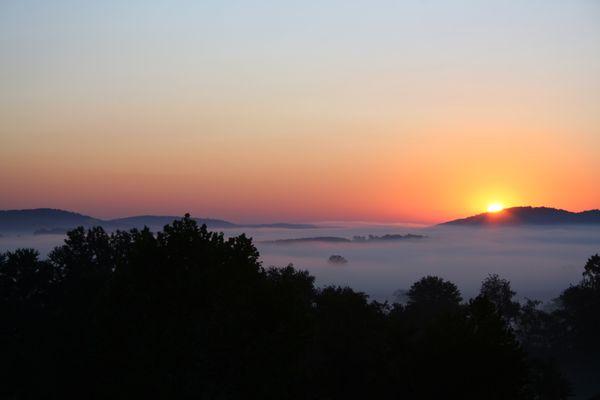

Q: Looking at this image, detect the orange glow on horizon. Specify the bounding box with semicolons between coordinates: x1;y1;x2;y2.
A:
0;122;598;224
487;203;504;213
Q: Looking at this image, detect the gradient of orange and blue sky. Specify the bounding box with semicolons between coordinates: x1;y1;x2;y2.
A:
1;1;599;223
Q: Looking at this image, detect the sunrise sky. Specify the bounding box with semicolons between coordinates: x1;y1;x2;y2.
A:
1;1;599;223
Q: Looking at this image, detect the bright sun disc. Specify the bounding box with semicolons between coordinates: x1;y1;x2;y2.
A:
487;203;504;213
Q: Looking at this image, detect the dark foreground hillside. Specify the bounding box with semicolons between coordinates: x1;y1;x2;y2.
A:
1;216;598;399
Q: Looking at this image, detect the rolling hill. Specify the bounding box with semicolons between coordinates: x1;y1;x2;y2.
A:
441;206;600;226
0;208;317;233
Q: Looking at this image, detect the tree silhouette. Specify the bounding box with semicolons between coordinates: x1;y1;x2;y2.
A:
479;273;520;322
1;217;596;398
406;275;462;321
582;254;600;289
559;254;600;352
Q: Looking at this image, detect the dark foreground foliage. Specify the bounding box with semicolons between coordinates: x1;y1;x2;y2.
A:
0;216;598;399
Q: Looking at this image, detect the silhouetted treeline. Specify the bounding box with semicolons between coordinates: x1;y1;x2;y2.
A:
0;216;598;399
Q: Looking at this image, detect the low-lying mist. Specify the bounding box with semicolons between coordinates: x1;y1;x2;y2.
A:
2;223;599;303
239;224;600;303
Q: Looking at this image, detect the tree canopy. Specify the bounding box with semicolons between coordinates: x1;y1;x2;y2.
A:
0;216;596;398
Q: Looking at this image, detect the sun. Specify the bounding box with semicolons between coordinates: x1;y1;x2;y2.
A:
487;203;504;213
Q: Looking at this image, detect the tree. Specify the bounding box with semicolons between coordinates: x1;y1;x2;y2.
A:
1;218;557;399
582;254;600;289
395;286;529;400
479;274;520;321
406;275;462;316
0;249;56;398
310;286;389;399
526;358;572;400
557;255;600;358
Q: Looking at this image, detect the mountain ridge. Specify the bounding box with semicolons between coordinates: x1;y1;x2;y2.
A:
441;206;600;226
0;208;318;233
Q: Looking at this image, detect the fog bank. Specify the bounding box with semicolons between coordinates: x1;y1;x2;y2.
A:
2;224;599;303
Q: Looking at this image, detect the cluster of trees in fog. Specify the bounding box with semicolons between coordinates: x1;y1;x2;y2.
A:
1;215;599;399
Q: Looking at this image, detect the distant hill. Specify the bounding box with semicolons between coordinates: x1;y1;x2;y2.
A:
441;207;600;226
0;209;102;233
0;208;317;234
108;215;237;230
264;233;426;245
244;222;319;229
265;236;352;244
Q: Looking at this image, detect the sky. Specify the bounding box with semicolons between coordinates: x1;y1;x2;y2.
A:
1;0;599;223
